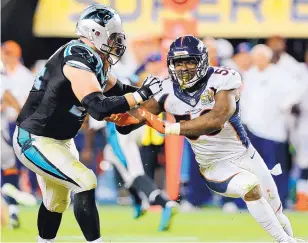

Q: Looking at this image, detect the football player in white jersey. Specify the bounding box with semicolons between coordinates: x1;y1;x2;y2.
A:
106;36;303;242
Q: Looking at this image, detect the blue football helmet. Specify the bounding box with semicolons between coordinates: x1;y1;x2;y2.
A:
167;35;209;89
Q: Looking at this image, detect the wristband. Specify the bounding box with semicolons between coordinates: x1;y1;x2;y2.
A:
165;123;181;135
132;91;143;104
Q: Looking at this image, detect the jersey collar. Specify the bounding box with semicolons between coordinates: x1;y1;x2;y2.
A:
173;67;214;107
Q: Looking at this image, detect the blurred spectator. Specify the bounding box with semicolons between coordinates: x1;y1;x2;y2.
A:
202;37;219;66
1;41;33;121
287;48;308;211
222;42;252;74
31;59;47;75
1;41;36;195
112;42;139;84
266;36;301;77
288;82;308;211
241;44;301;206
299;48;308;74
137;52;167;86
216;39;234;62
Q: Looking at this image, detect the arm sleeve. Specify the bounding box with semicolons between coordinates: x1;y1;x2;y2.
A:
103;79;138;97
81;91;130;121
216;71;242;93
63;44;102;74
116;123;145;135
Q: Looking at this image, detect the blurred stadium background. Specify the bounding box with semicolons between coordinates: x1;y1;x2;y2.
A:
1;0;308;242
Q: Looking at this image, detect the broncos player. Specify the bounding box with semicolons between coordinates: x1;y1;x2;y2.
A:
107;36;302;242
12;4;161;243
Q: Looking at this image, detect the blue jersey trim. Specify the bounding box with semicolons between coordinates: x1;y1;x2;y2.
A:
173;67;214;107
229;102;250;148
17;127;80;186
64;40;103;74
203;172;240;194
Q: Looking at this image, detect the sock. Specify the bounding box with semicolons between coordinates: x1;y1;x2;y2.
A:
275;203;294;237
149;189;168;208
74;189;100;242
128;186;142;205
38;203;62;240
131;175;168;207
246;159;294;235
246;197;291;242
8;204;19;217
2;170;20;206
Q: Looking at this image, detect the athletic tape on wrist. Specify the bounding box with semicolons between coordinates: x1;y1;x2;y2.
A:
165;123;181;135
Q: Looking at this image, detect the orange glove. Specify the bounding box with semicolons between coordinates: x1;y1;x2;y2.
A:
138;108;181;135
104;112;140;126
138;108;166;134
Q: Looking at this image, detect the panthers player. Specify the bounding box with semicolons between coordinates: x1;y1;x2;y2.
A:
107;36;301;242
12;4;161;243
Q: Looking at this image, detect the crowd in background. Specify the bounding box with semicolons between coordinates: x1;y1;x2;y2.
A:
1;35;308;213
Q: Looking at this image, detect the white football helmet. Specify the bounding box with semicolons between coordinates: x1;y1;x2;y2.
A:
76;4;126;65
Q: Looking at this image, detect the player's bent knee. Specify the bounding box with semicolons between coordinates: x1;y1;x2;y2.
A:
44;198;71;213
75;169;97;193
244;184;262;201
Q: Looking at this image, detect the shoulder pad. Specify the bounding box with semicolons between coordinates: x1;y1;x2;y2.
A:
211;67;242;93
63;42;103;74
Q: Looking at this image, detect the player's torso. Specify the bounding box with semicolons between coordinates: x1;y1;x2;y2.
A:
163;66;250;165
17;40;107;140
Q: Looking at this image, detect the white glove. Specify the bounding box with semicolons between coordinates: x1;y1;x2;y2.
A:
133;75;163;103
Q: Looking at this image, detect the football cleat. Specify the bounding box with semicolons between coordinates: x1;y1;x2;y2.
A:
158;201;178;231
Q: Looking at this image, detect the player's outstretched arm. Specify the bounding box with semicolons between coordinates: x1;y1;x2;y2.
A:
179;90;237;137
111;98;163;135
103;72;139;96
63;65;161;121
142;90;238;137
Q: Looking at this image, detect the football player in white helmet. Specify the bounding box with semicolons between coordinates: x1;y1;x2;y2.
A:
12;4;161;243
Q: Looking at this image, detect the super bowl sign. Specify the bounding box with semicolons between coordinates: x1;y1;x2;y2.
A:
34;0;308;38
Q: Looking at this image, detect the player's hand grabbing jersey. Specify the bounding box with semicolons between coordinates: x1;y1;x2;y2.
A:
17;40;106;139
154;66;250;165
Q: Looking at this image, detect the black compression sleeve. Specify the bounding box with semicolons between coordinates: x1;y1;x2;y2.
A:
116;123;144;135
81;92;130;121
103;79;138;97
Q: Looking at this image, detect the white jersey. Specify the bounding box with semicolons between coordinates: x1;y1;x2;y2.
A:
154;66;250;166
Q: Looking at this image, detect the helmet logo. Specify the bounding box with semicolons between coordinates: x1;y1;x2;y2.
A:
174;51;188;56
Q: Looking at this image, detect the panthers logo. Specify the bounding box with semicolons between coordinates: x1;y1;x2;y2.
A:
96;10;114;27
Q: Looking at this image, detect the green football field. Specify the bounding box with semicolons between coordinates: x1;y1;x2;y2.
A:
2;206;308;242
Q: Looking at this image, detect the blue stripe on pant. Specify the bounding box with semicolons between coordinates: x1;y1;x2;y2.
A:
106;123;128;168
202;173;240;194
246;129;290;207
17;127;79;186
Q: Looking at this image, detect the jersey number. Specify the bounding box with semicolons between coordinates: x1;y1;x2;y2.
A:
214;68;229;76
173;109;222;140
